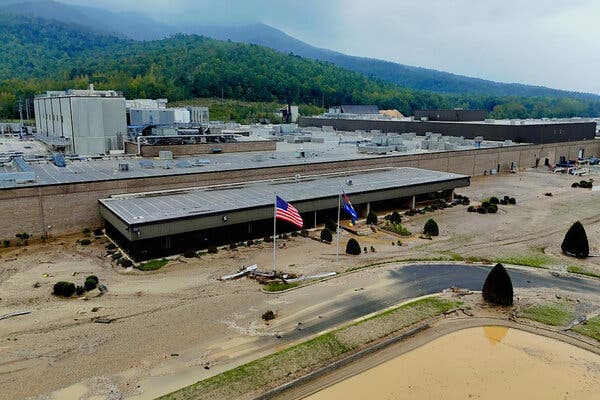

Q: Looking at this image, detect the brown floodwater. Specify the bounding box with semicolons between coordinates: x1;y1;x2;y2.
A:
304;326;600;400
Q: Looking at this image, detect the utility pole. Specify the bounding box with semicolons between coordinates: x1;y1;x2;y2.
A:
18;98;24;137
25;98;30;123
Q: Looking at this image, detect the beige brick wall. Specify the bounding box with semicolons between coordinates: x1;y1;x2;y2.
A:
1;140;597;240
124;141;276;156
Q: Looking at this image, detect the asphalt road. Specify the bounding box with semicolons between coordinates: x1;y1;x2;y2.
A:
278;263;600;341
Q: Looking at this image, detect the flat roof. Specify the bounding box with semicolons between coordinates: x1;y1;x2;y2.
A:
5;133;521;188
99;168;468;226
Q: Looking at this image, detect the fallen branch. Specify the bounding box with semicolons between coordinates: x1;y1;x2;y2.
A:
0;311;31;321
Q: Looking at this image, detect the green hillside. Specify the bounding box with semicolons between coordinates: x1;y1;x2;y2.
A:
0;15;599;121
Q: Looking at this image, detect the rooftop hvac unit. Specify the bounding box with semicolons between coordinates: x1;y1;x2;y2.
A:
158;150;173;160
118;163;129;172
139;160;154;169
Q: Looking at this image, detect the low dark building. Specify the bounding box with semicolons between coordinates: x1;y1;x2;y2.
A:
415;109;486;122
299;116;596;144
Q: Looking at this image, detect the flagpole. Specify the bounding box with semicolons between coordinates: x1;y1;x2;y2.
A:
336;189;341;262
273;193;277;271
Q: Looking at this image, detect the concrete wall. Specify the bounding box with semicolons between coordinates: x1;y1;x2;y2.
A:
124;140;277;156
1;139;598;241
299;117;596;144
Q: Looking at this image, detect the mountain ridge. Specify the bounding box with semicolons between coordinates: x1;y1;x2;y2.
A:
0;0;597;100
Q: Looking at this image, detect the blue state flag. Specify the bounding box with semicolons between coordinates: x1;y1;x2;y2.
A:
342;191;358;222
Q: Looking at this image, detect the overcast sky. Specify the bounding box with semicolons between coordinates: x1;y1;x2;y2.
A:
63;0;600;94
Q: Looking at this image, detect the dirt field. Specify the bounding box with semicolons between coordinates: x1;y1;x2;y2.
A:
1;169;599;400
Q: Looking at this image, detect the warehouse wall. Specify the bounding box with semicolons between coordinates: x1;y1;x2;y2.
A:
124;140;277;156
0;139;597;241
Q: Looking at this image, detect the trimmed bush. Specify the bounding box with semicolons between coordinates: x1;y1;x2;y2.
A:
508;197;516;205
345;238;361;255
3;240;10;247
84;278;98;291
86;275;99;284
389;211;402;224
487;204;498;213
461;197;470;205
93;228;103;236
572;182;580;188
262;310;275;321
370;246;375;253
325;219;337;233
118;258;133;268
53;281;76;297
561;221;589;258
79;239;91;246
82;228;91;235
579;180;593;189
207;246;218;254
482;264;514;306
320;228;333;243
467;206;476;212
75;286;85;296
366;210;378;225
183;249;197;258
489;196;499;205
423;219;439;236
477;207;487;214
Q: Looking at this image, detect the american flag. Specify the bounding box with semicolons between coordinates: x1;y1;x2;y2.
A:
275;195;303;227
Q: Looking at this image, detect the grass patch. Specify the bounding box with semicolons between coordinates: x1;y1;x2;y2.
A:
136;258;169;271
263;282;299;292
572;316;600;342
159;297;460;400
520;301;575;326
493;253;554;268
567;266;600;279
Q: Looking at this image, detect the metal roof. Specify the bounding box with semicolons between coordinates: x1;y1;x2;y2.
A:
99;167;467;225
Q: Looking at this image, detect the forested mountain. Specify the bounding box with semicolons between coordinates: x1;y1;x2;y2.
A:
1;0;598;101
0;14;599;121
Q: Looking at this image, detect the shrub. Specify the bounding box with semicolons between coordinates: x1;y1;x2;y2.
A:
397;240;402;246
53;281;76;297
508;197;516;205
366;210;378;225
481;201;491;209
423;219;439;236
82;228;91;235
571;182;580;188
111;252;123;260
106;243;117;250
84;278;98;291
79;239;91;246
363;246;368;253
325;219;337;233
503;196;510;201
262;310;275;321
207;246;218;254
86;275;99;284
183;249;197;258
482;264;514;306
118;258;133;268
3;240;9;247
15;232;30;245
477;207;487;214
370;246;375;253
291;231;298;237
320;228;333;243
467;206;476;212
389;211;402;224
345;238;361;255
383;221;411;236
300;229;309;237
489;197;499;205
263;236;273;243
247;240;255;246
500;199;508;205
579;180;593;189
462;197;470;205
281;234;289;240
229;243;238;250
75;286;85;296
561;221;589;258
487;204;498;213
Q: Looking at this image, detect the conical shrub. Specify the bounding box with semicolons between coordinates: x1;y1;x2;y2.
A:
561;221;589;258
423;218;439;236
366;210;378;225
345;238;361;255
482;263;513;306
320;228;333;243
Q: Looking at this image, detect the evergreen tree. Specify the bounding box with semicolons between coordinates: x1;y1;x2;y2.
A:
482;264;513;306
561;221;589;258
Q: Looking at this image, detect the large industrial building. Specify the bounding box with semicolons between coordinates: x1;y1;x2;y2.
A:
300;111;596;144
33;85;127;154
99;168;469;259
